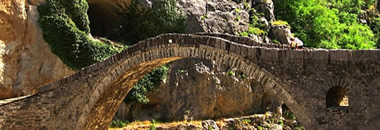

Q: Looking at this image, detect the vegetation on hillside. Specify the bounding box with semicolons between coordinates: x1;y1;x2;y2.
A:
110;0;186;45
273;0;379;49
38;0;124;69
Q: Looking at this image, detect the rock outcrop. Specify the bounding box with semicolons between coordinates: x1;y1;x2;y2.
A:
270;24;292;44
112;0;283;122
0;0;74;99
178;0;250;34
115;58;282;121
252;0;275;22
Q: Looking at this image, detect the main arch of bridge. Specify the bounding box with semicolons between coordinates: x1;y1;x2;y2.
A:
74;34;316;129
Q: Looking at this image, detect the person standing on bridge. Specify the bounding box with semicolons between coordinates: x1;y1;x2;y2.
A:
290;37;304;50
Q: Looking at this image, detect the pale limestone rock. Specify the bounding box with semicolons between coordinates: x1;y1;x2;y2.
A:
0;0;74;99
270;25;292;44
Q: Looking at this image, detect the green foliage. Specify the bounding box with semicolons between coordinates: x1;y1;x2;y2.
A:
249;11;267;30
283;109;296;120
273;0;376;49
110;119;127;128
278;119;283;126
244;9;268;37
239;26;267;37
244;2;250;8
201;15;208;20
150;119;157;130
271;20;290;28
369;17;380;48
112;0;185;104
294;126;306;130
208;125;212;130
239;32;249;37
112;0;186;45
273;40;281;44
124;65;169;104
38;0;124;69
236;16;241;21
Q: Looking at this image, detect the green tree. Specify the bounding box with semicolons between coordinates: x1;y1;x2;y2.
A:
273;0;376;49
124;65;169;104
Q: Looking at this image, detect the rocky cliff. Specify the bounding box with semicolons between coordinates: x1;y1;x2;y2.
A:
0;0;74;99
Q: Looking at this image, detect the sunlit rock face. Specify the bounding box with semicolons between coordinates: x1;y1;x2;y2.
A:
0;0;74;99
116;58;282;121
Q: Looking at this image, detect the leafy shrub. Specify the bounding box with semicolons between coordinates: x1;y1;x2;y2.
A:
227;70;235;76
38;0;124;69
249;26;267;36
273;0;376;49
369;17;380;48
271;20;290;28
115;0;186;104
124;65;169;104
150;119;157;130
201;15;208;20
239;32;249;37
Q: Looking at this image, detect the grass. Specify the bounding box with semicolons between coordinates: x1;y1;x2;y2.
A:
201;14;208;20
271;20;291;28
235;16;241;21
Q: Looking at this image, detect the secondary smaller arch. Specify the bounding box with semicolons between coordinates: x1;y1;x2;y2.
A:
326;86;349;109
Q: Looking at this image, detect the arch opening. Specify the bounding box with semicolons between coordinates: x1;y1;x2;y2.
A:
326;86;349;110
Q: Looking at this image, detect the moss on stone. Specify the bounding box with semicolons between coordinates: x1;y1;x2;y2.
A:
38;0;124;70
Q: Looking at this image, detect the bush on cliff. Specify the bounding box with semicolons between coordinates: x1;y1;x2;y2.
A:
38;0;124;69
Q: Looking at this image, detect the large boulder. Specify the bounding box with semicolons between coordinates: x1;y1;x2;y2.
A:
252;0;275;22
0;0;74;99
177;0;207;33
270;24;292;44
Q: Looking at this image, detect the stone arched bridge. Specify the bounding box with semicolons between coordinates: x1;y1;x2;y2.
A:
0;34;379;129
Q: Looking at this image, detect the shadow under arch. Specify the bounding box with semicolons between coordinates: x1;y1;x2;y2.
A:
75;34;318;129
